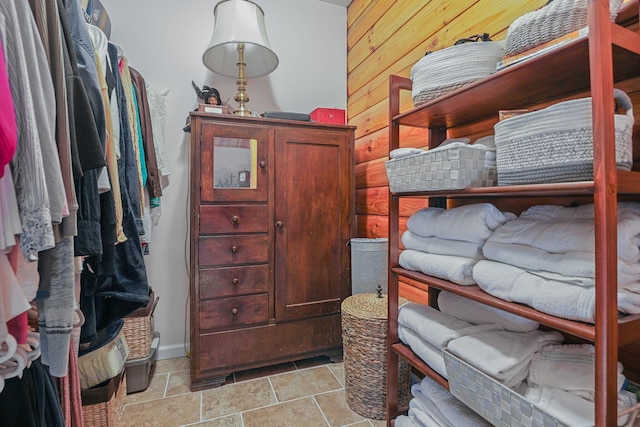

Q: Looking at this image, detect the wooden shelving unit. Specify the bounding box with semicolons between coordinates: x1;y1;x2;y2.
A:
385;2;640;426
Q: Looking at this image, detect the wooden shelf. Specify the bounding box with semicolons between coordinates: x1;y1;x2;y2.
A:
391;343;449;390
392;267;640;346
393;22;640;130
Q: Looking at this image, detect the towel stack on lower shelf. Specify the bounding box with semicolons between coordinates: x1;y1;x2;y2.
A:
473;202;640;323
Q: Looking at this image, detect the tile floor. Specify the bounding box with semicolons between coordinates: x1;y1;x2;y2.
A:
119;356;387;427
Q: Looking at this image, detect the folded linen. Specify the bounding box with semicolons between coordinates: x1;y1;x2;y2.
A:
394;414;419;427
410;375;492;427
488;203;640;264
437;290;539;332
390;147;427;159
482;240;640;286
473;260;640;323
398;302;501;348
401;230;484;260
399;249;477;285
446;329;564;388
524;386;637;427
398;325;448;378
407;203;516;243
408;402;441;427
528;344;625;394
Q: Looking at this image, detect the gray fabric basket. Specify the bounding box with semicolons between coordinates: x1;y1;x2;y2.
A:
503;0;624;58
494;89;634;186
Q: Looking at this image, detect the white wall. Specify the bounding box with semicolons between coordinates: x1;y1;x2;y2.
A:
101;0;348;359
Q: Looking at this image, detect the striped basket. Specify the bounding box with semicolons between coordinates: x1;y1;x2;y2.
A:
411;40;504;107
81;368;127;427
503;0;624;58
494;89;634;185
123;289;158;360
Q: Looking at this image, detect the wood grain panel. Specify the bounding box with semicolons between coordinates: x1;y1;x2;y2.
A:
355;156;388;188
356;187;389;216
347;0;397;52
355;126;430;165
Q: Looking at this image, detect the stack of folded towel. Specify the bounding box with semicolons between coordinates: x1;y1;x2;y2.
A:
400;203;516;285
523;344;637;426
473;202;640;323
394;375;492;427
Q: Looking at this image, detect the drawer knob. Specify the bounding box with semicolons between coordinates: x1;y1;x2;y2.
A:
231;215;240;224
232;277;239;285
275;221;284;228
231;307;239;315
231;245;238;253
259;161;266;168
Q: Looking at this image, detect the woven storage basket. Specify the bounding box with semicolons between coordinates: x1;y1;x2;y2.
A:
411;40;504;107
494;89;634;185
444;349;640;427
503;0;624;58
123;289;158;360
81;368;127;427
342;293;411;420
385;144;497;192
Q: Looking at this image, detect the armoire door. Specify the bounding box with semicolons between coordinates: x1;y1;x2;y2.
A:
199;121;269;203
274;126;352;321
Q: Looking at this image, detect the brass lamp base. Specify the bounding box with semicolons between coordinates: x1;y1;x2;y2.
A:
233;43;252;116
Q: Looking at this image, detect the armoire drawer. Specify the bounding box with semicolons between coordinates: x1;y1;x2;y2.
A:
199;205;268;234
198;234;268;266
199;294;269;330
199;265;268;299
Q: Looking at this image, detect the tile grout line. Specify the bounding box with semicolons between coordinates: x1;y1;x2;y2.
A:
311;394;332;427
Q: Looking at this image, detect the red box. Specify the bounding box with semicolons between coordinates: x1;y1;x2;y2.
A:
310;108;346;125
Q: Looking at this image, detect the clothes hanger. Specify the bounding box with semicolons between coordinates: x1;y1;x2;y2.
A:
0;345;26;380
0;334;17;365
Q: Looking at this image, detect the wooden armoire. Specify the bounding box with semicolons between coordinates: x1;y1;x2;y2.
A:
188;112;355;391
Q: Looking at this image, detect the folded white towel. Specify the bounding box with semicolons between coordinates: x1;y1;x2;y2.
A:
390;147;427;159
401;230;484;260
398;302;501;348
398;325;448;378
394;414;419;427
437;291;539;332
399;249;477;285
407;203;516;243
490;203;640;264
410;376;492;427
473;260;640;323
408;401;442;427
524;386;637;427
482;241;640;286
447;329;564;388
528;344;626;394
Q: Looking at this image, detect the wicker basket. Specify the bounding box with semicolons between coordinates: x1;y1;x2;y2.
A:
81;368;127;427
411;40;504;107
342;293;411;420
494;89;634;186
385;144;497;192
444;349;640;427
503;0;624;58
123;289;158;360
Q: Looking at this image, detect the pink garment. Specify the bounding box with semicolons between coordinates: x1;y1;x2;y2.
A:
7;311;27;344
57;336;84;427
0;34;18;177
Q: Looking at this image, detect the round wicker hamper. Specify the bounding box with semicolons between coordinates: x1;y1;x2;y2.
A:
341;293;411;420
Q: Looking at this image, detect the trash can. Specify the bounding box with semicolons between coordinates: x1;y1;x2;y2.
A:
349;238;388;295
341;292;411;420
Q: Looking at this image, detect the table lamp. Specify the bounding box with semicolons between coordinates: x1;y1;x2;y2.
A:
202;0;279;116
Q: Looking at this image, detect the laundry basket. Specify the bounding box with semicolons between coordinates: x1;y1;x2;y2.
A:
342;293;411;420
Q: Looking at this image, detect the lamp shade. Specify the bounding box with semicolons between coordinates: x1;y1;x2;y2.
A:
202;0;279;78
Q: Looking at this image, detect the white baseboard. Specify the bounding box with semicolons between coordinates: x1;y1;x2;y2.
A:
158;343;188;360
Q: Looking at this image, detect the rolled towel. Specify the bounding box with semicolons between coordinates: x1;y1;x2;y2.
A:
528;344;626;394
408;401;441;427
394;414;419;427
399;302;501;348
487;203;640;264
410;376;492;427
407;203;516;243
402;230;484;260
398;325;448;378
447;329;564;388
437;291;539;332
399;249;477;285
